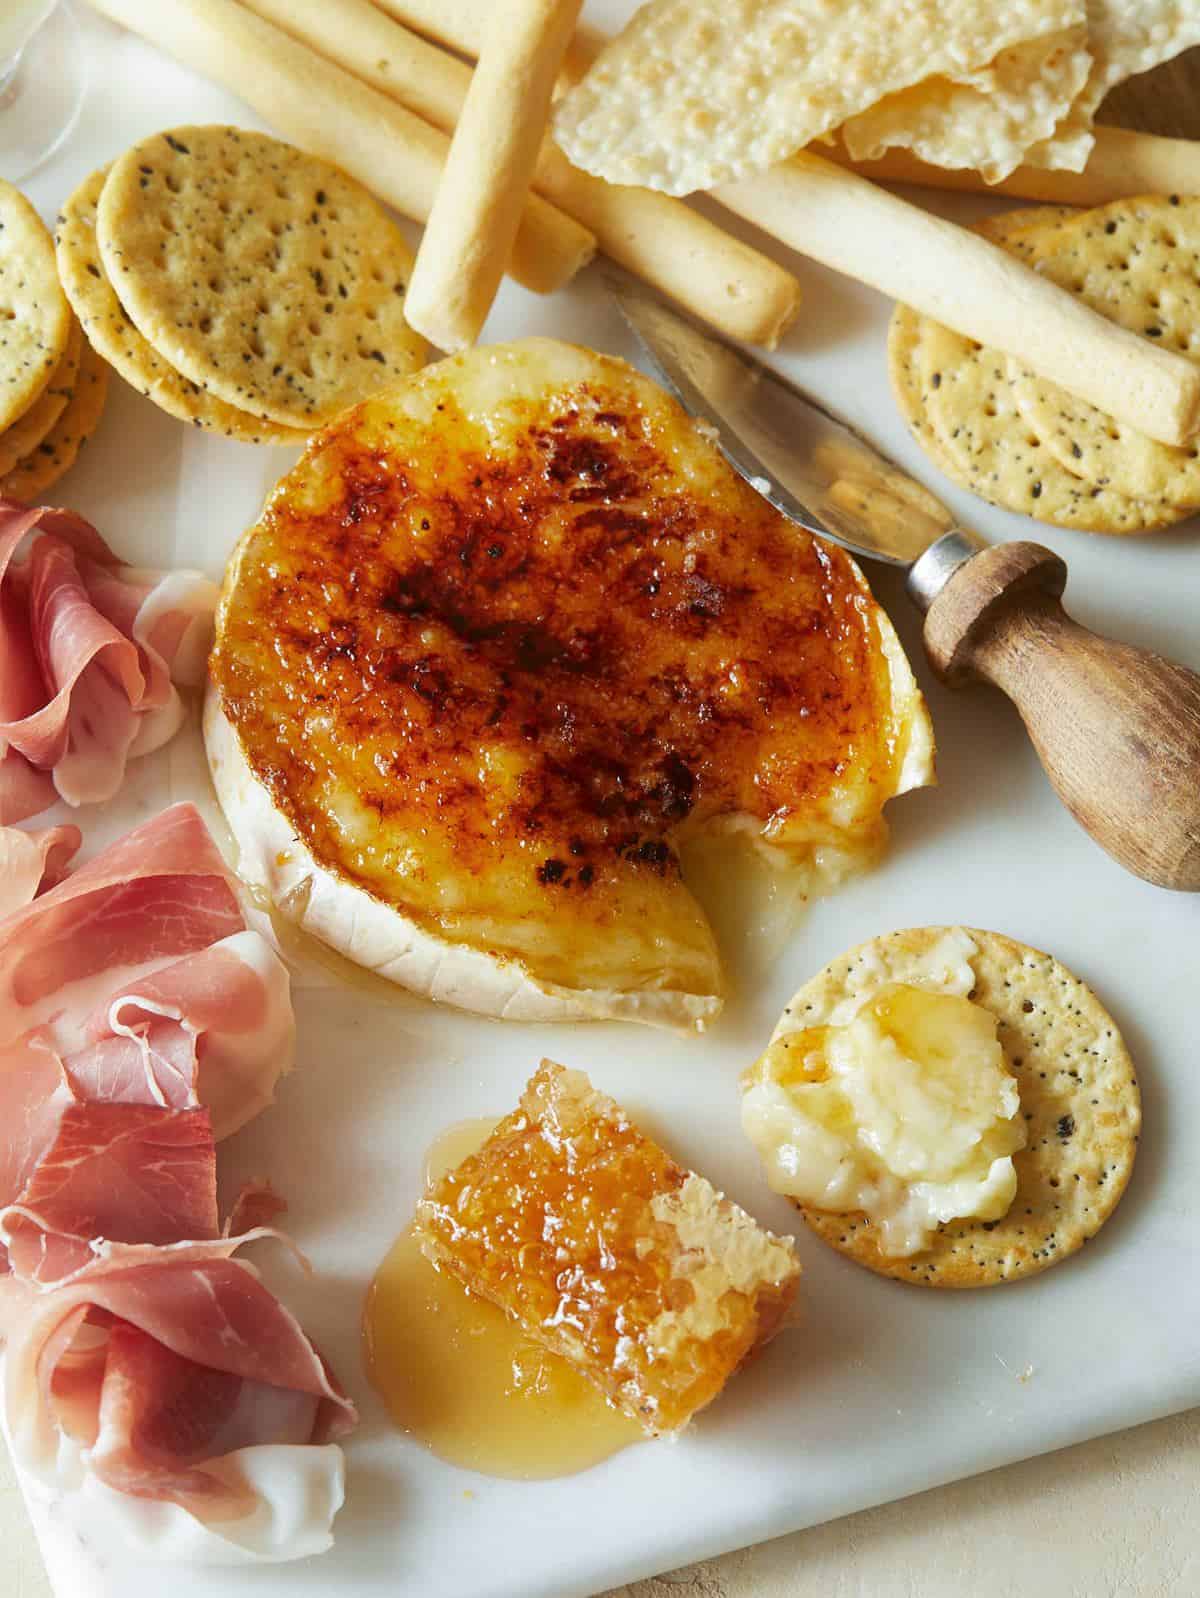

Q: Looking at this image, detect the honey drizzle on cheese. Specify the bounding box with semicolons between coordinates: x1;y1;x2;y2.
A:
362;1119;643;1480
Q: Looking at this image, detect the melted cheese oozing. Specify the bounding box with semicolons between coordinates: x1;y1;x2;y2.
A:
743;984;1026;1256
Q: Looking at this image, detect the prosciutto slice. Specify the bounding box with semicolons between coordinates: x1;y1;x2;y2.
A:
0;823;80;920
5;1246;355;1561
0;500;217;825
0;805;293;1199
1;1104;219;1287
0;802;350;1561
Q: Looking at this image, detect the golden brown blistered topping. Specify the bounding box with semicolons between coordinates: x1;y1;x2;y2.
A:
211;344;922;991
413;1060;799;1434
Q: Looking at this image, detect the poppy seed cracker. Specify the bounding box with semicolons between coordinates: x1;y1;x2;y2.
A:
0;179;71;436
95;126;429;429
56;166;305;447
1008;196;1200;507
760;926;1140;1289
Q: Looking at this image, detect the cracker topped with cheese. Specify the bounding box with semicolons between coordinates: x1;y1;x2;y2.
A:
206;338;932;1030
742;927;1141;1286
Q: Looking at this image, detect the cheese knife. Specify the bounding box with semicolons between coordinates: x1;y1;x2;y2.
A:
609;272;1200;892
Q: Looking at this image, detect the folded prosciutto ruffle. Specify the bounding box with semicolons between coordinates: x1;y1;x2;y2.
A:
0;500;217;827
0;823;80;920
0;805;293;1211
0;805;354;1562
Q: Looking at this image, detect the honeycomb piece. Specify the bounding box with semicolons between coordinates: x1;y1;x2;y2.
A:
413;1060;800;1434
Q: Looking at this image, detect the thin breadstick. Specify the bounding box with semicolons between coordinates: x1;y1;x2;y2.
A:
824;126;1200;206
240;0;800;346
714;152;1200;447
404;0;583;351
83;0;594;296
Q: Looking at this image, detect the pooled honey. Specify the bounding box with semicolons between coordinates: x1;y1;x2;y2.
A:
362;1119;643;1481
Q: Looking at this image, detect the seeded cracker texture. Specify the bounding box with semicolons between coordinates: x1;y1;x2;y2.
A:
0;179;71;434
552;0;1080;196
95;127;429;429
759;927;1140;1289
0;315;82;478
1007;197;1200;507
890;208;1188;535
56;166;305;447
0;338;109;501
413;1060;800;1434
842;28;1092;184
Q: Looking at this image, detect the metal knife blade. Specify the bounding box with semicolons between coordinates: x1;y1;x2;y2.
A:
607;269;961;571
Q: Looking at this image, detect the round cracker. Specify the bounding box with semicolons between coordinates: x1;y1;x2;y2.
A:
766;926;1140;1288
0;179;71;434
886;302;960;480
0;315;83;477
1007;196;1200;507
95;126;429;428
55;166;306;448
895;210;1187;536
1;337;109;501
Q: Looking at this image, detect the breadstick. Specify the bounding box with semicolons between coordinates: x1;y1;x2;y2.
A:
241;0;800;346
824;126;1200;206
404;0;583;351
714;152;1200;447
83;0;594;296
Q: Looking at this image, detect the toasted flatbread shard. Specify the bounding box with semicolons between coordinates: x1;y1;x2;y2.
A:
842;29;1092;183
414;1060;800;1434
208;338;933;1027
552;0;1082;195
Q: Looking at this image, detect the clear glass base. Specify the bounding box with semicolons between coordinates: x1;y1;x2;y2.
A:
0;3;86;184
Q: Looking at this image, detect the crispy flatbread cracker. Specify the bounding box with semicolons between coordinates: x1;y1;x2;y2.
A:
0;316;83;478
56;166;306;447
843;29;1092;184
0;179;71;434
1028;0;1200;171
96;126;428;428
760;926;1141;1288
553;0;1082;195
1008;197;1200;507
1;338;109;500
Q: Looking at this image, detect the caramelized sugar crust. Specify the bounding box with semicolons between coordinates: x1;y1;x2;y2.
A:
211;342;905;945
414;1062;799;1434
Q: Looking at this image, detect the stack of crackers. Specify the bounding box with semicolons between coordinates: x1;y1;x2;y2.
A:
0;180;108;501
891;196;1200;535
55;125;430;445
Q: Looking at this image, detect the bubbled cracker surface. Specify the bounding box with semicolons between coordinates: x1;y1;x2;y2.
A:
779;927;1141;1288
0;179;71;434
842;29;1092;184
56;166;305;447
95;127;427;428
552;0;1081;195
1007;197;1200;507
0;337;109;501
890;208;1187;534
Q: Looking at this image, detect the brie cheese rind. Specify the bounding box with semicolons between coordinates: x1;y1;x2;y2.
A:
207;338;933;1030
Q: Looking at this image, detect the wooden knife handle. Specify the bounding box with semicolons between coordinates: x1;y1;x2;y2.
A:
922;541;1200;891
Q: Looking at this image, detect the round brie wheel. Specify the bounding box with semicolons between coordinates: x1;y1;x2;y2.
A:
207;339;933;1028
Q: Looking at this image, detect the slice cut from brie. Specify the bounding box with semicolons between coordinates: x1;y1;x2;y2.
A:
207;338;933;1030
